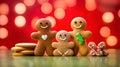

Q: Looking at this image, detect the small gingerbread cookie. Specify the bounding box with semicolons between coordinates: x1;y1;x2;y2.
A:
52;30;74;56
88;42;109;56
69;17;92;56
96;42;108;56
88;42;97;56
31;18;57;56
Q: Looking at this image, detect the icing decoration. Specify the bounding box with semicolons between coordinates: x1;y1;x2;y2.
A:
76;33;84;45
41;35;48;40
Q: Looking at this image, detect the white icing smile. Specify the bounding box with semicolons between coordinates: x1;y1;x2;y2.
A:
59;37;67;41
41;25;48;29
73;25;82;28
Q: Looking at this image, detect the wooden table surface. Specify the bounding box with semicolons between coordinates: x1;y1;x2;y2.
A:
0;49;120;67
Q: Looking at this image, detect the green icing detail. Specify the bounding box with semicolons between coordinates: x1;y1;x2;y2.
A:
76;33;85;45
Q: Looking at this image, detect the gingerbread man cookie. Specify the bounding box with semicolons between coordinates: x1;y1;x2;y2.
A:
69;17;92;56
88;42;97;56
96;42;108;56
88;42;108;56
52;30;74;56
31;18;56;56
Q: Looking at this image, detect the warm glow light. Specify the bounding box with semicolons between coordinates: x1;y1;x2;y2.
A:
102;12;114;23
37;0;49;5
0;28;8;39
0;46;8;50
23;0;35;6
100;26;111;37
31;17;39;29
41;2;52;14
15;3;26;14
54;8;65;19
46;16;56;27
65;0;76;7
0;3;9;15
106;35;118;46
85;0;96;11
54;0;67;9
15;16;26;27
107;49;117;54
0;15;8;26
118;9;120;18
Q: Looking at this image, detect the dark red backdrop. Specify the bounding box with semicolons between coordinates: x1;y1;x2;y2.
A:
0;0;120;49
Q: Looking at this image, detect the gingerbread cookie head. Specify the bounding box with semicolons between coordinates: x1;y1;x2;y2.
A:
35;18;52;31
97;42;106;50
88;42;96;50
71;17;86;30
56;30;70;42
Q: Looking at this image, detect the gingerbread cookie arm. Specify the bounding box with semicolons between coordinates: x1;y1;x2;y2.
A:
82;31;92;39
69;42;74;48
68;31;74;38
51;31;57;38
31;32;39;40
52;42;58;48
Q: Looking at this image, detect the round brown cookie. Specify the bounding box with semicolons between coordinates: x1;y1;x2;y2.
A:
12;53;23;56
15;43;36;49
11;47;25;52
21;50;34;55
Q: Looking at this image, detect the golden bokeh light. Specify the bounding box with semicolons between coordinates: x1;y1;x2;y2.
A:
65;0;76;7
41;2;53;14
0;46;8;50
14;16;26;27
118;9;120;18
15;3;26;14
54;0;67;9
46;16;56;27
37;0;49;5
0;28;8;39
106;35;118;46
100;26;111;37
102;12;114;23
0;15;8;26
31;17;39;30
54;8;65;19
23;0;35;6
0;3;9;15
85;0;96;11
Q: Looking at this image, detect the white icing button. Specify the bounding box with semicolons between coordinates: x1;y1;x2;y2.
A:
41;35;48;40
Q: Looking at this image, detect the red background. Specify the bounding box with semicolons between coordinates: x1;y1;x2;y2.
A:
0;0;120;49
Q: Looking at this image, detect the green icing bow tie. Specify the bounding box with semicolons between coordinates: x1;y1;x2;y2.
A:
76;33;85;45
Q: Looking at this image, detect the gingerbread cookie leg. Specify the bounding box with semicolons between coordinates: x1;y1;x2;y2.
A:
46;45;54;56
53;49;62;56
63;49;74;56
79;43;89;56
34;44;45;56
72;45;79;56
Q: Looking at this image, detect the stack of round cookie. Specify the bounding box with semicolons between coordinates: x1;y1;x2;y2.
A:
11;43;36;56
